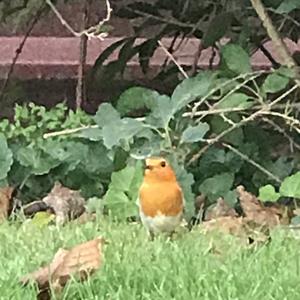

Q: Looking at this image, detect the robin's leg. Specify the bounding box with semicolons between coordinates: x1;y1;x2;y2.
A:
148;230;155;241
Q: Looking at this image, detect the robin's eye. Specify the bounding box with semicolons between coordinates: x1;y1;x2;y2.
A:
160;161;166;167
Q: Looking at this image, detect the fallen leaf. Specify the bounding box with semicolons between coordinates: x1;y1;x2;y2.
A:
236;185;291;227
200;216;270;245
21;237;105;299
0;186;14;222
34;182;86;224
204;197;238;221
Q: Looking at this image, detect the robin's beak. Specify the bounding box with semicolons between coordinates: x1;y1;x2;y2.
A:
144;163;153;170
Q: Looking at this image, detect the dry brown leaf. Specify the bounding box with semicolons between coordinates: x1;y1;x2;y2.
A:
200;216;270;245
41;182;85;224
204;197;238;221
0;186;14;222
21;237;105;299
236;185;290;227
201;216;245;236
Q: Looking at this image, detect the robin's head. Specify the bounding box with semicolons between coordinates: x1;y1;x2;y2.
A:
143;157;177;182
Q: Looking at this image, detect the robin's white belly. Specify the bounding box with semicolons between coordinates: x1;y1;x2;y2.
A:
139;210;183;234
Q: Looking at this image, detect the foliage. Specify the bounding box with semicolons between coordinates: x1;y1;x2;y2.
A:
91;0;300;82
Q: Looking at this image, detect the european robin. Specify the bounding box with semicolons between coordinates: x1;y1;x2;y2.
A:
138;157;184;239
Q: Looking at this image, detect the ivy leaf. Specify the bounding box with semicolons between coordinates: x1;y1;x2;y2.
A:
259;184;280;202
216;93;254;109
94;103;120;127
0;134;13;180
280;172;300;198
181;122;209;143
262;73;290;94
171;72;216;112
276;0;300;13
199;172;234;203
221;44;251;74
202;12;233;48
117;87;159;116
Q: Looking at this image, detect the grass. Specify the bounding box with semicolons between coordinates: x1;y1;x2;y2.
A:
1;218;300;300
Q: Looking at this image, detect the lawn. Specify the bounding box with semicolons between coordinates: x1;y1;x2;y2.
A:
1;218;300;300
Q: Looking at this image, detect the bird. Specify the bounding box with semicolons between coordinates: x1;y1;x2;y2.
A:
138;157;184;239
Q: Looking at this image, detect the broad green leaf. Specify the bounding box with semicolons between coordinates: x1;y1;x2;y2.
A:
171;72;216;112
181;122;209;143
276;0;300;13
150;95;174;128
199;172;234;202
79;127;103;141
259;184;280;202
104;163;143;220
102;118;144;149
172;163;195;221
216;93;253;109
202;12;233;48
223;190;238;207
94;103;120;127
0;134;13;180
262;73;290;94
17;146;60;175
221;44;251;74
117;87;159;115
280;172;300;198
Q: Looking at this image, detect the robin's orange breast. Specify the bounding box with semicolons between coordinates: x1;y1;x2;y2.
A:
139;181;184;218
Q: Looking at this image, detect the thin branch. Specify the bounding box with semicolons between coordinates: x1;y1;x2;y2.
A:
76;0;91;109
0;4;45;102
262;117;300;152
43;125;98;139
250;0;300;87
187;84;298;166
158;40;189;79
222;142;282;183
45;0;112;40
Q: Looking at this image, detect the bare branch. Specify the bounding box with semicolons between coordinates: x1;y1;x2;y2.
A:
158;40;189;79
222;143;282;183
0;4;45;102
45;0;112;40
250;0;300;87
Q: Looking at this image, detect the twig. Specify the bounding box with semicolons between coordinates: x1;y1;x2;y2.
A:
262;117;300;152
0;4;45;103
250;0;300;87
158;40;189;79
43;125;98;139
222;142;282;183
45;0;112;40
76;0;91;109
187;84;298;166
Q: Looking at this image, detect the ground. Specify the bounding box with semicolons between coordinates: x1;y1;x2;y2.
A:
1;218;300;299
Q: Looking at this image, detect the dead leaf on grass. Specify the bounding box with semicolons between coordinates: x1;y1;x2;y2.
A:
0;186;14;223
237;185;291;227
20;237;105;299
23;182;86;225
204;197;238;221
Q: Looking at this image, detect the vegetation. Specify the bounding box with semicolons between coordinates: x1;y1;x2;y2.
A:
0;0;300;298
1;220;300;299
